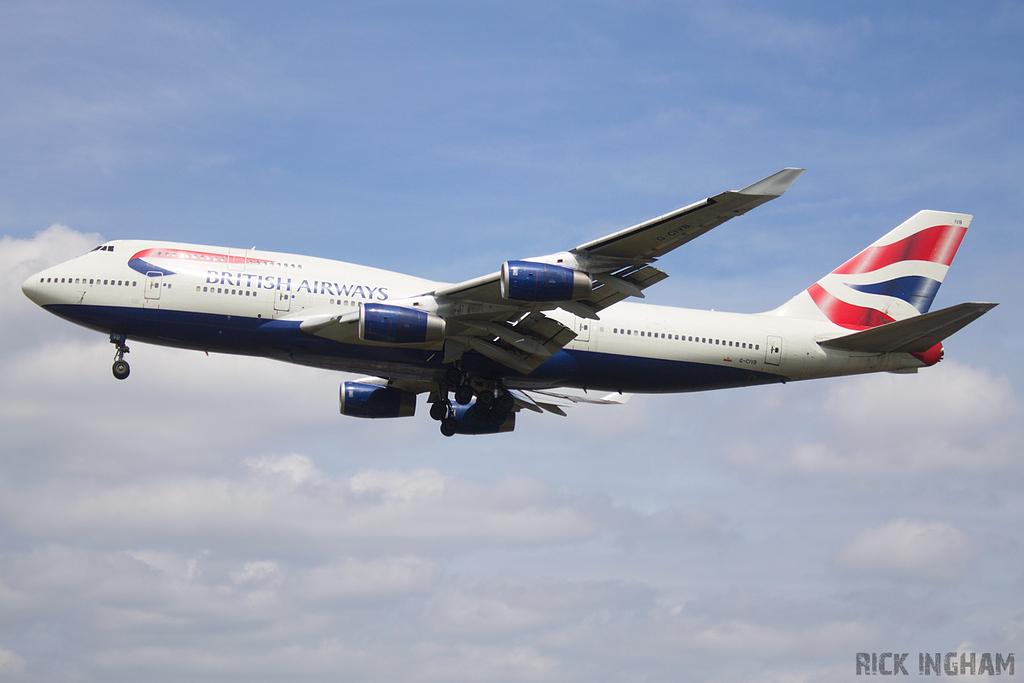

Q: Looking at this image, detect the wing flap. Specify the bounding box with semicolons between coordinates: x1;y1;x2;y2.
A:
584;264;668;313
508;388;632;416
455;312;578;373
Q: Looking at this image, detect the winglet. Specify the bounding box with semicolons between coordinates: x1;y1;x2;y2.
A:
738;168;805;197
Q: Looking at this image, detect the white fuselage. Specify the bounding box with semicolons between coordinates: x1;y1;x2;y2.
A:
22;239;927;394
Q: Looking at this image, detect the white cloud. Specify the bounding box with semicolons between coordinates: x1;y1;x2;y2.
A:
0;224;102;345
823;362;1017;439
299;556;438;602
722;362;1023;476
0;647;26;675
0;465;599;555
245;454;324;486
837;519;977;581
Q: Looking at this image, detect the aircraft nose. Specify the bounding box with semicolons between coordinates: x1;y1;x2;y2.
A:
22;273;39;303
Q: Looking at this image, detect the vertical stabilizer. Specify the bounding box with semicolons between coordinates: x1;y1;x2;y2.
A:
769;210;971;329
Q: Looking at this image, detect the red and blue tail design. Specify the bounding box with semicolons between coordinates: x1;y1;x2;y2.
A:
771;211;971;329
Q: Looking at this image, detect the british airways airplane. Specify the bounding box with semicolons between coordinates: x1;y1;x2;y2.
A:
22;168;995;436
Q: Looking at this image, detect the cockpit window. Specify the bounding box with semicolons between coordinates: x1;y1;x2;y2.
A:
90;245;115;253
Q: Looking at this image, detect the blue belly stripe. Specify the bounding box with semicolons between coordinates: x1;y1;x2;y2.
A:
46;304;787;393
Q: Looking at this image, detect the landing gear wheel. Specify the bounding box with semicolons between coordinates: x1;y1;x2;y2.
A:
488;408;509;425
495;392;515;413
454;385;474;405
112;360;130;380
443;367;463;389
475;390;494;409
109;332;131;380
440;417;457;437
429;400;449;421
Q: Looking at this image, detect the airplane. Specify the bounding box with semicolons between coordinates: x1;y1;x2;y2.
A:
21;168;996;436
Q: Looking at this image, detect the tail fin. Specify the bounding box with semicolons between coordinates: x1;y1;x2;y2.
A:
770;210;971;329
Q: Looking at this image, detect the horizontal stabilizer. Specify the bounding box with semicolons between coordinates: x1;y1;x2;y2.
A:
818;302;997;353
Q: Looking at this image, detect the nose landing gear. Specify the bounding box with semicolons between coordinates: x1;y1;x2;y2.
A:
110;333;130;380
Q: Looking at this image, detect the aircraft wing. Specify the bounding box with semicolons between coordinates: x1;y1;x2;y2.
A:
572;167;805;261
307;169;803;375
433;167;804;312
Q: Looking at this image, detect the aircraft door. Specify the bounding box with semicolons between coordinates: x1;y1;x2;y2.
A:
274;291;291;312
145;273;162;300
574;316;591;343
765;335;782;366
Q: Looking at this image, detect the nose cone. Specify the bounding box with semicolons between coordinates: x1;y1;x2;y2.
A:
22;273;39;303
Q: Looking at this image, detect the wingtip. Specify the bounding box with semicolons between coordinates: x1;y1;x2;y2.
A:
739;167;805;197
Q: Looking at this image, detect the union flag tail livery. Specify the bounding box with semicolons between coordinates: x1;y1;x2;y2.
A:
772;210;971;329
22;169;997;436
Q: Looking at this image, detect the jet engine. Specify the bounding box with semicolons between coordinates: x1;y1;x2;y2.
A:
359;303;445;344
444;401;516;435
500;260;591;302
339;381;416;418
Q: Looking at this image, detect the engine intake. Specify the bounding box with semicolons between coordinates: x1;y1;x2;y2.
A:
359;303;445;344
500;261;591;302
340;382;416;418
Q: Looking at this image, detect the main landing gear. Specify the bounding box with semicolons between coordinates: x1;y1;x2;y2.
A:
429;366;516;437
110;333;130;380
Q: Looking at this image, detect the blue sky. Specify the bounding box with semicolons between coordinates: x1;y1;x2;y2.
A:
2;2;1023;681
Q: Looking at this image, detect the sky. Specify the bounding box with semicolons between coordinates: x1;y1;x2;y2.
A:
2;1;1023;681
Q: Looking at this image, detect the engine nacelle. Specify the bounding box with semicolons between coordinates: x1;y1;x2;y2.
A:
449;402;516;435
359;303;445;344
500;260;591;302
340;382;416;418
